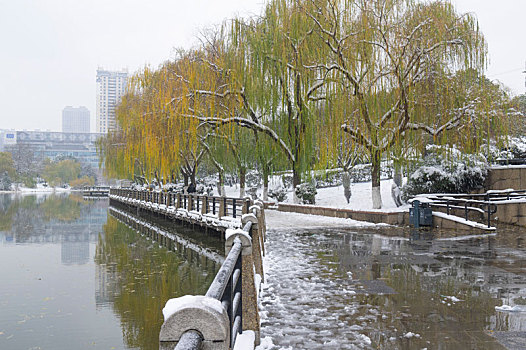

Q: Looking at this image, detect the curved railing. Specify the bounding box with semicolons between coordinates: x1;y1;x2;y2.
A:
110;188;251;219
108;188;265;349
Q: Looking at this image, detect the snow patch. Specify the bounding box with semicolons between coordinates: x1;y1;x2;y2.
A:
162;295;224;321
403;332;420;338
495;305;526;312
233;330;255;350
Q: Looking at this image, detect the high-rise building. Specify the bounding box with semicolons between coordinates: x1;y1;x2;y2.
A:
96;68;128;133
62;106;90;133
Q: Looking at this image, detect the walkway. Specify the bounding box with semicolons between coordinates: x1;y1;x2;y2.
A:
257;210;523;349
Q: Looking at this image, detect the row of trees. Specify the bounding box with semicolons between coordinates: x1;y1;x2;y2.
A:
0;151;96;190
99;0;518;208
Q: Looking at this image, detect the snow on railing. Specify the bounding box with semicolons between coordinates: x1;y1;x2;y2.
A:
109;188;265;349
159;204;264;350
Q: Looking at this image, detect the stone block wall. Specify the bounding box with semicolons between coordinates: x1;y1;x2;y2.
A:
277;203;408;225
486;166;526;191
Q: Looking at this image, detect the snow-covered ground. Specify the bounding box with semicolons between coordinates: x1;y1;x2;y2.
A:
265;210;385;230
221;178;409;212
255;224;382;349
0;183;71;193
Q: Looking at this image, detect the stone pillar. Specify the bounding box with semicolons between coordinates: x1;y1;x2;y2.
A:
254;200;266;242
201;196;209;215
188;195;194;212
242;213;264;283
176;194;181;209
225;229;260;346
242;198;251;214
218;199;225;219
159;295;230;350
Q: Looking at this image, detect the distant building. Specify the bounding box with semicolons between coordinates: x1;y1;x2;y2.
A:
0;129;103;169
62;106;90;133
96;68;128;133
0;130;17;151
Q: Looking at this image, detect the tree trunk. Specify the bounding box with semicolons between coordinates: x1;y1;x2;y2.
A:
218;171;226;197
292;163;301;204
183;172;189;187
239;166;246;198
190;168;196;186
393;159;403;187
371;150;382;209
342;170;352;204
263;171;269;201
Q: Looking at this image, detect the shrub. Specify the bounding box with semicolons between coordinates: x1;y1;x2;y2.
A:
69;176;95;189
403;145;487;200
295;183;317;204
0;172;11;191
246;170;262;188
268;186;288;202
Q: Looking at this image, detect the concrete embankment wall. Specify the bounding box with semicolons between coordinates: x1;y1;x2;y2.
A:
276;203;409;225
486;166;526;191
493;201;526;227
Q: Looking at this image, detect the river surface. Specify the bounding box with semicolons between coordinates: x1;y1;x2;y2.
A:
0;193;220;350
259;220;526;349
2;193;526;350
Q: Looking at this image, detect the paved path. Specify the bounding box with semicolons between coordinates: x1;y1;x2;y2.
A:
257;210;518;349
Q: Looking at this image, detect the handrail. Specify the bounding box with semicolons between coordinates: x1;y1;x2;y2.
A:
166;218;253;350
412;195;498;228
111;187;264;349
109;188;251;219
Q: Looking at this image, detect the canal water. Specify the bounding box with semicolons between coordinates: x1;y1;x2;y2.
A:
260;219;526;349
3;193;526;350
0;193;220;350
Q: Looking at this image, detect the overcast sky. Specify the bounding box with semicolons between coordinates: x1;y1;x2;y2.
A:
1;0;524;132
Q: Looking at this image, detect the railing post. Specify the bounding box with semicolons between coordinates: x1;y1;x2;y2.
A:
233;198;237;218
213;197;216;215
464;201;468;221
188;195;193;211
242;212;264;282
487;198;491;228
202;196;208;215
159;296;230;350
218;198;225;219
225;229;260;346
242;198;251;215
176;194;181;209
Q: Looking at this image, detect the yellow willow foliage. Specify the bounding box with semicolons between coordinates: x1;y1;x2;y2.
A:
98;0;511;188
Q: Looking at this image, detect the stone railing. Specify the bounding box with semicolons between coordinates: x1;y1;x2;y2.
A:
110;188;251;220
159;200;265;350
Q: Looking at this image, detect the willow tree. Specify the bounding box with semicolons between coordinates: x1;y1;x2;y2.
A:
98;54;203;185
305;0;487;208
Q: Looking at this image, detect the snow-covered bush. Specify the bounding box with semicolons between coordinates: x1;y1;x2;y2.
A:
481;137;526;164
506;136;526;159
246;170;261;188
281;174;293;189
0;172;12;191
403;145;488;199
313;169;342;188
295;183;317;204
268;186;288;202
351;162;393;183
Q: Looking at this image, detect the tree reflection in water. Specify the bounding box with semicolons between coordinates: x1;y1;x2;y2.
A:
95;216;219;350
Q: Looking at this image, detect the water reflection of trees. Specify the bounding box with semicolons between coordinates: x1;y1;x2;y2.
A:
0;194;87;236
314;230;524;348
95;217;219;350
0;194;105;243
